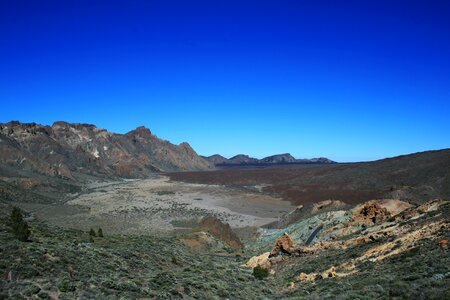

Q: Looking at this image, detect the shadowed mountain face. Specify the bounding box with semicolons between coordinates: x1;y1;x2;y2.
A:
0;121;212;179
202;153;335;167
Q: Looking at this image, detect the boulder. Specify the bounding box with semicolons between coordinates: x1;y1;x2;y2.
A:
322;266;337;278
269;233;295;257
244;252;270;269
297;272;315;283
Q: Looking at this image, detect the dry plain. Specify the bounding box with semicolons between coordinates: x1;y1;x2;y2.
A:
23;174;295;235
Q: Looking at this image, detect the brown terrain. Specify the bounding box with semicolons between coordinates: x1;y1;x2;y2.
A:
170;148;450;206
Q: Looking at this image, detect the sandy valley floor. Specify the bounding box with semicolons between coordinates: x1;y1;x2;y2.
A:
27;175;295;235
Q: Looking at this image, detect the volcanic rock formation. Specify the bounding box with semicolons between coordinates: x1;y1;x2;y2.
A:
269;233;295;257
0;121;213;179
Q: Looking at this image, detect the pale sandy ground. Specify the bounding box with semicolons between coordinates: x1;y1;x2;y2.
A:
35;175;294;235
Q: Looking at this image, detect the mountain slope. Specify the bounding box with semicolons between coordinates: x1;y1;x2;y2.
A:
1;197;448;299
0;121;212;179
244;199;450;299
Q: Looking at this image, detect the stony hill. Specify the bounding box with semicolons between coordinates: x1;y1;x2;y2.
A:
0;121;212;179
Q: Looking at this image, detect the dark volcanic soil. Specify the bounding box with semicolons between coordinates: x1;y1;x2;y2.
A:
169;149;450;205
169;165;381;205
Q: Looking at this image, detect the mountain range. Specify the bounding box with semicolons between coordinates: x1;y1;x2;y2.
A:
0;121;212;179
0;121;335;180
202;153;335;166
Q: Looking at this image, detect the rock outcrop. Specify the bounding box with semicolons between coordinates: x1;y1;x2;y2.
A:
198;216;243;251
269;233;295;257
244;252;271;269
352;201;391;224
266;200;349;229
247;199;449;288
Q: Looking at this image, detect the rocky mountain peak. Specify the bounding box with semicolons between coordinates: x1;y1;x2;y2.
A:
0;121;50;138
126;126;152;141
179;142;194;152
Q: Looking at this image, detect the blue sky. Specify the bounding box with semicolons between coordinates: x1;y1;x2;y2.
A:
1;0;449;162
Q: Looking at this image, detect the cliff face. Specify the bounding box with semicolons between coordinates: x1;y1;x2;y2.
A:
0;121;213;179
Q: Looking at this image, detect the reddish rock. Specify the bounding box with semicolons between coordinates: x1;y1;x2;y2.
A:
354;202;390;224
198;216;243;250
126;126;153;142
269;233;295;257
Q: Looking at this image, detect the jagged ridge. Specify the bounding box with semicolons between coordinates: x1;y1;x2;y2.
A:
0;121;213;179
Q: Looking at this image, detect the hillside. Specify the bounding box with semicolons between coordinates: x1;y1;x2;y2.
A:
1;197;448;299
0;121;212;180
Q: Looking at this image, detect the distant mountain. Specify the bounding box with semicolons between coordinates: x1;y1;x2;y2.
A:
0;121;213;179
260;153;296;164
303;157;335;164
202;153;336;166
200;154;228;165
229;154;260;165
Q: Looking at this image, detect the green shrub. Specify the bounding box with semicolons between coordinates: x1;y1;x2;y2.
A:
253;265;269;280
10;207;30;242
97;228;103;237
58;278;76;292
89;228;96;237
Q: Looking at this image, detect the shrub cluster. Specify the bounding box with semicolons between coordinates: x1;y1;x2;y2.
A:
10;207;30;242
253;265;269;280
89;228;104;238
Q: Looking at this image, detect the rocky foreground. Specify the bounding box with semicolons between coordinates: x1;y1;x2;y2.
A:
244;199;449;299
1;197;449;299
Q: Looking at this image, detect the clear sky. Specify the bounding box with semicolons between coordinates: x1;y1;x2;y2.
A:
1;1;449;162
